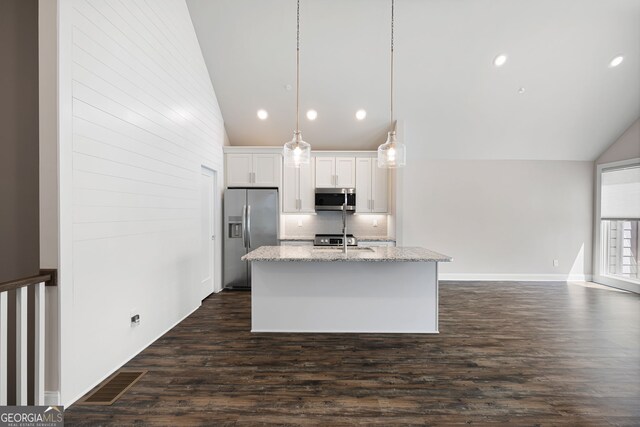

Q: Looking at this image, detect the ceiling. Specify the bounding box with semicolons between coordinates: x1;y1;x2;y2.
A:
187;0;640;160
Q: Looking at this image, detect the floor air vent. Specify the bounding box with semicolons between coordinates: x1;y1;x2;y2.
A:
79;370;147;405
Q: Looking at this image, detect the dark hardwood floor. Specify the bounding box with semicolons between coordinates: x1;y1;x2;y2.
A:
65;281;640;426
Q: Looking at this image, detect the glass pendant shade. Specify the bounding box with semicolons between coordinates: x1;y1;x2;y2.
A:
283;131;311;168
377;131;406;168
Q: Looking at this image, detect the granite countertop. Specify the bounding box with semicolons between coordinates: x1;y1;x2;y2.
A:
242;246;452;263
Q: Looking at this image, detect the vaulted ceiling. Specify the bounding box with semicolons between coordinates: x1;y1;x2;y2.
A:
187;0;640;160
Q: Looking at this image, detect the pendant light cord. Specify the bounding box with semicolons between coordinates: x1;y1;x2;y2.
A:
390;0;394;129
296;0;300;133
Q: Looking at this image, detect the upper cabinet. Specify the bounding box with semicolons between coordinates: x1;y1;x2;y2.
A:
225;152;281;187
283;161;315;213
315;156;356;188
224;149;389;215
356;157;388;213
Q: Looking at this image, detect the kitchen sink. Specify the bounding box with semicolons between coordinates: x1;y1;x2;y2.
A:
312;247;375;253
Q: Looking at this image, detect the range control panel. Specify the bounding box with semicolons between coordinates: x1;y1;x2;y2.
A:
314;234;358;247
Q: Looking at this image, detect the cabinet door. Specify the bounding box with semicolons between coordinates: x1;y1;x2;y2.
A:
335;157;356;188
254;154;281;187
355;158;372;213
298;160;315;212
282;163;299;212
226;154;253;187
315;157;335;188
371;161;388;213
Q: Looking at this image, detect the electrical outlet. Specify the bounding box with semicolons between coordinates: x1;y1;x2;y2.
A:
372;218;378;227
130;309;140;326
553;259;559;267
297;218;303;227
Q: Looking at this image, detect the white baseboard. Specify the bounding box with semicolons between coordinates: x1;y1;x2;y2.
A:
439;273;593;282
63;304;201;408
45;391;60;406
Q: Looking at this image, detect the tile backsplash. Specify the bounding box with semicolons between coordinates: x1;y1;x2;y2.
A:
282;212;389;238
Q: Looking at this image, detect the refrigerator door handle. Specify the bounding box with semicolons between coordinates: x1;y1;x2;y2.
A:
242;204;247;248
246;205;252;248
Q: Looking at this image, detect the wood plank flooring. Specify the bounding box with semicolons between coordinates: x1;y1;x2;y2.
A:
65;281;640;426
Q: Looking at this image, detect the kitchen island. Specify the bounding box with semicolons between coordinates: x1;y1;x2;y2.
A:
242;246;452;333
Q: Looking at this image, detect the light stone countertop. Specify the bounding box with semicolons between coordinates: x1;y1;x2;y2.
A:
242;246;452;262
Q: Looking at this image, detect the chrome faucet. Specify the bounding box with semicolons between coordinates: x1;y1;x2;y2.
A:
342;192;348;254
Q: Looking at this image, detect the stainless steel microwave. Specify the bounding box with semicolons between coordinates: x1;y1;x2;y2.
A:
315;188;356;211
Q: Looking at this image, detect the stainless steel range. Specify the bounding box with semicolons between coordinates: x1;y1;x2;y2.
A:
314;234;358;247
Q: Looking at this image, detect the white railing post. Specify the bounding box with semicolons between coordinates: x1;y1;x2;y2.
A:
0;291;7;405
34;282;45;405
16;287;28;405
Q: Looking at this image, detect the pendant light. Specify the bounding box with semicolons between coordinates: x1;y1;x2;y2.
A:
377;0;406;168
283;0;311;168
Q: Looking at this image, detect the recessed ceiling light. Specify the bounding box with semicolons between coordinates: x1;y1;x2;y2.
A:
518;87;526;94
493;54;508;67
257;109;268;120
609;56;624;68
355;109;367;120
306;109;317;120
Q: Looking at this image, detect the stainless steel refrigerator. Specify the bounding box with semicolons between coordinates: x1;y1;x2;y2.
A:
224;188;279;289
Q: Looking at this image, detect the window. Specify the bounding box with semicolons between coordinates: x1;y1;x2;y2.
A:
602;220;639;282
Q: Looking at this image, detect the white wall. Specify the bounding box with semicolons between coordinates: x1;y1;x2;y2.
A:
596;119;640;165
398;159;593;281
57;0;224;406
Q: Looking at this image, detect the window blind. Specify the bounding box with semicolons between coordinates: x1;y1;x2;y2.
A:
601;165;640;220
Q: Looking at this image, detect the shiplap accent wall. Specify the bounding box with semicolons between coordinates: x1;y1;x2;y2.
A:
63;0;223;405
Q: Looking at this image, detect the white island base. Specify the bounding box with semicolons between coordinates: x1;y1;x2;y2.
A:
250;259;441;333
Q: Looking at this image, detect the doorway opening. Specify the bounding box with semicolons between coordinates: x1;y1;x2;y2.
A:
200;166;219;298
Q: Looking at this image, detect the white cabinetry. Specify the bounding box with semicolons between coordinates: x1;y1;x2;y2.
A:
283;161;315;213
225;152;281;187
355;157;388;213
315;156;355;188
